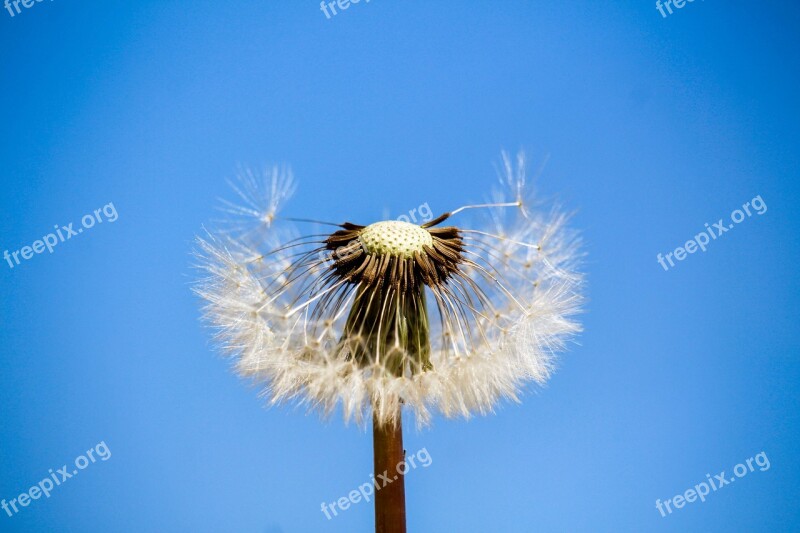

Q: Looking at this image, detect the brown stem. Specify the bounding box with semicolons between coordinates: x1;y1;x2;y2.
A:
373;412;407;533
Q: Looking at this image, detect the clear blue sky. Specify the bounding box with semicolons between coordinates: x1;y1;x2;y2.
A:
1;1;798;532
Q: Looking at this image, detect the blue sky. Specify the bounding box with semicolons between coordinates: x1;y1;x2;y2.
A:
1;1;798;531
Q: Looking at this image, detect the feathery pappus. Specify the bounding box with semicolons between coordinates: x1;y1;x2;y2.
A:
195;153;584;427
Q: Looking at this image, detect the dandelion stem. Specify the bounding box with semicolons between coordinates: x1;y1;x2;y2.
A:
373;412;406;533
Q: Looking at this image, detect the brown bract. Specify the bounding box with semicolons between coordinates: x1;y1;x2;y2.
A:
322;219;467;377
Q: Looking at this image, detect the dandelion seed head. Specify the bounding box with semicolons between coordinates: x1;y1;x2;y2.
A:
194;153;584;427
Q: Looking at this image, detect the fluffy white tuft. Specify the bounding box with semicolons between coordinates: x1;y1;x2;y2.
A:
194;153;584;427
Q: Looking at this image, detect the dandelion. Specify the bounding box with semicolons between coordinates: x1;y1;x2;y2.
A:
194;152;584;532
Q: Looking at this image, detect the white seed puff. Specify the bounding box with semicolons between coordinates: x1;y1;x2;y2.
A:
194;153;584;427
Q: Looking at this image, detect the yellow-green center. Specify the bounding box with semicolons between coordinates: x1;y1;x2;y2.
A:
358;221;433;258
